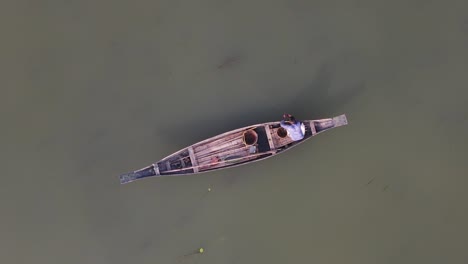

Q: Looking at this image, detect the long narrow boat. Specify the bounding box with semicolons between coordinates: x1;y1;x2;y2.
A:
119;114;348;184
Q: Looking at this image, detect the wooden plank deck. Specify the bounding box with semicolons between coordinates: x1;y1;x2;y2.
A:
269;127;294;148
314;119;334;132
197;144;249;164
193;131;244;153
198;148;255;171
192;129;249;171
195;137;244;157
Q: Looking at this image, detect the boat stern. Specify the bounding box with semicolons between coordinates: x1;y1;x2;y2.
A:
119;165;157;184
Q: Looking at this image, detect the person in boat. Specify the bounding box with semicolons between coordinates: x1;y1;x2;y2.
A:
280;114;305;141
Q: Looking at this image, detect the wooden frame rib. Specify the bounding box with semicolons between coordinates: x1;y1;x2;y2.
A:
264;125;276;150
187;147;199;173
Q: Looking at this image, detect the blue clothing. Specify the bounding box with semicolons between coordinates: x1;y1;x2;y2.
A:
280;121;305;141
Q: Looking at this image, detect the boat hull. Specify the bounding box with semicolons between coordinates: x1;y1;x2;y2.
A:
119;114;348;184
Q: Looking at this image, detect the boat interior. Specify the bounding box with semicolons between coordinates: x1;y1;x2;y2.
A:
120;115;347;183
156;121;314;175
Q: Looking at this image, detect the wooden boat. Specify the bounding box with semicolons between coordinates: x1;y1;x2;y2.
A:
119;114;348;184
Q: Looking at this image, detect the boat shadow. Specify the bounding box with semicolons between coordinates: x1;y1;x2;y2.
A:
157;62;366;147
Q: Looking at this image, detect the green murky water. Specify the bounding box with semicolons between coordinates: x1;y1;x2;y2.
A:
1;0;468;263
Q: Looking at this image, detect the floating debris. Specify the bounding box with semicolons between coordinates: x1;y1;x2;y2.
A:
366;177;375;185
217;55;241;69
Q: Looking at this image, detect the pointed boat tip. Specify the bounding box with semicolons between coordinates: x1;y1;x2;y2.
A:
119;172;138;184
333;114;348;127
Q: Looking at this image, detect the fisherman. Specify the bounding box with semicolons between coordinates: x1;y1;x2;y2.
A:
280;114;305;141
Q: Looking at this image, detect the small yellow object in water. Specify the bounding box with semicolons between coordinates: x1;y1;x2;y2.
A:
199;248;204;253
208;188;211;192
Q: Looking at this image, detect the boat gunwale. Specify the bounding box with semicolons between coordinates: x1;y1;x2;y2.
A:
122;114;348;182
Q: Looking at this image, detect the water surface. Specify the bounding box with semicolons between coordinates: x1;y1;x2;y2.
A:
1;0;468;263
